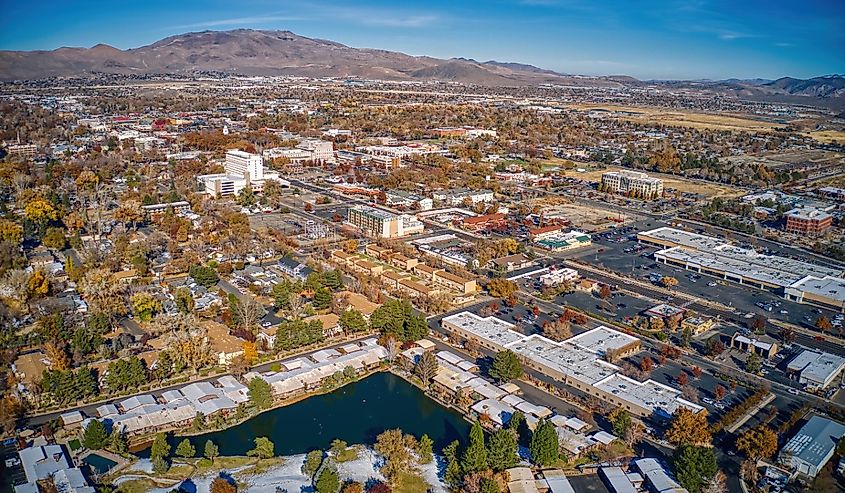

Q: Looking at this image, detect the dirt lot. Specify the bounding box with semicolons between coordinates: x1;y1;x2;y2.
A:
530;198;628;230
571;166;744;199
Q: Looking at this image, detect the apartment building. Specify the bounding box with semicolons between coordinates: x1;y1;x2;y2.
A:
601;170;664;198
346;205;424;238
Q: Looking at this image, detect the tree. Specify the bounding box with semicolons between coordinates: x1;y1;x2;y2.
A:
665;408;711;447
338;309;367;334
599;284;612;299
303;449;324;478
151;432;171;462
109;428;127;454
417;434;434;464
189;265;219;288
204;440;219;464
176;439;196;458
714;385;726;401
42;227;67;249
248;377;273;410
315;466;340;493
130;292;161;322
660;276;679;288
702;471;728;493
27;270;50;298
488;428;519;471
706;337;725;358
443;440;462;490
413;351;439;387
374;429;415;485
530;418;559;467
82;420;109;450
508;410;531;446
486;278;517;298
314;287;333;310
210;477;237;493
174;287;195;314
673;445;718;493
816;316;833;333
247;437;275;459
736;425;777;460
677;372;689;386
745;353;762;374
490;350;523;382
461;421;488;475
609;408;632;437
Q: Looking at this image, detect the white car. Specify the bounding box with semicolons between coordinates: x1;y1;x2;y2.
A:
744;312;755;319
708;282;717;287
788;388;800;395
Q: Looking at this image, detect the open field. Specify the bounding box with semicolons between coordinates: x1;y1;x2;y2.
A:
570;165;744;198
803;130;845;144
568;103;788;133
530;199;629;229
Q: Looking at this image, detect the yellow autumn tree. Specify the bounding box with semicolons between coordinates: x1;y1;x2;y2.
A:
27;270;50;297
665;408;711;447
0;218;23;243
242;341;258;363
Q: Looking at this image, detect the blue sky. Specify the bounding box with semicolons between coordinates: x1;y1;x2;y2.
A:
1;0;842;80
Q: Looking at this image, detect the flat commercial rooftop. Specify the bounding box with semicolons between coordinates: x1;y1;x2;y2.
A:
506;335;620;386
787;350;845;385
594;373;703;418
442;311;526;347
565;326;640;357
641;227;842;289
781;415;845;472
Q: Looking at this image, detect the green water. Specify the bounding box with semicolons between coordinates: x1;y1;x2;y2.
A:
143;372;469;456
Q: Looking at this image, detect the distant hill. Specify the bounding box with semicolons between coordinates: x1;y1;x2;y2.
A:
0;29;619;87
0;29;840;104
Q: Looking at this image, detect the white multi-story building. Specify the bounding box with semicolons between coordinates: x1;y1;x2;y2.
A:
197;150;287;197
297;139;335;162
432;188;495;206
601;170;663;198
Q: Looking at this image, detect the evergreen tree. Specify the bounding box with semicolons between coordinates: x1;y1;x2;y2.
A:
507;411;530;446
313;288;332;310
461;421;488;475
315;465;340;493
442;440;463;490
176;439;196;458
417;434;434;464
247;437;275;459
150;432;171;472
673;445;718;493
109;428;127;454
248;377;273;410
488;428;519;471
529;419;559;467
480;478;501;493
204;440;219;464
82;420;109;450
490;350;523;382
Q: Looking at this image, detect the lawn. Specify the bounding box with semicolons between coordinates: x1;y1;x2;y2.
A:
67;439;81;451
395;472;431;493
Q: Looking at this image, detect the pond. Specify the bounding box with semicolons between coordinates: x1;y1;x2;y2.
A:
140;372;469;457
83;453;118;474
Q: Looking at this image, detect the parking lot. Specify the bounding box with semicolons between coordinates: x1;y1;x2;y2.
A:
1;439;26;488
570;220;843;333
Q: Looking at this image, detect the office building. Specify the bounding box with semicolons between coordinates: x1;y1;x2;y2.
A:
786;349;845;389
779;415;845;478
785;207;833;235
346;205;424;238
433;188;495;206
296;139;335;162
601;170;663;198
197;150;287;197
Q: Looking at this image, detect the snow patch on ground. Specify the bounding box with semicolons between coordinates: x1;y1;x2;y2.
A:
114;447;448;493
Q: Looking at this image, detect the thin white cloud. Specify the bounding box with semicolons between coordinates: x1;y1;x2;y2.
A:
361;15;439;28
171;15;307;30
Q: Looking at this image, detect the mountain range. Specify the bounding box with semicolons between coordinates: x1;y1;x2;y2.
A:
0;29;842;100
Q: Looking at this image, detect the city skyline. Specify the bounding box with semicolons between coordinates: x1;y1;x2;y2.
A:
1;0;842;80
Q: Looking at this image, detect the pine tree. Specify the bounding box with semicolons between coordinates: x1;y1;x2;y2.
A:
529;419;559;467
418;434;434;464
461;421;488;475
204;440;219;464
82;420;109;450
109;428;127;454
443;440;463;490
150;432;171;473
488;428;519;471
176;438;196;458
